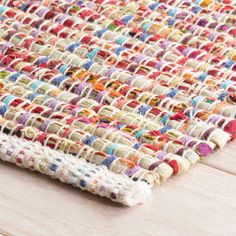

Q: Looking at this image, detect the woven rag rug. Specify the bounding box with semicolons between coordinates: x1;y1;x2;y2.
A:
0;0;235;206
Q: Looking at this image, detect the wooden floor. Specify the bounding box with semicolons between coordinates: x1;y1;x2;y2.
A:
0;142;235;236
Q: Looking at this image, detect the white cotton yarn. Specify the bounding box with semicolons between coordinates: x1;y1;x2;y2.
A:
0;131;151;206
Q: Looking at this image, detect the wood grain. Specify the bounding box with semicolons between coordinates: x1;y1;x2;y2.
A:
0;155;235;236
0;230;15;236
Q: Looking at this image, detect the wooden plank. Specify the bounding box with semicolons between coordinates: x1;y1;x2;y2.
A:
0;161;235;236
201;141;236;175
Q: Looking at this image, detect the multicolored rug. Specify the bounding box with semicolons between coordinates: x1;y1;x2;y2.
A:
0;0;235;206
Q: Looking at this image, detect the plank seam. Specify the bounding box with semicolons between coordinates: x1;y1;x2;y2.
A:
201;162;236;177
